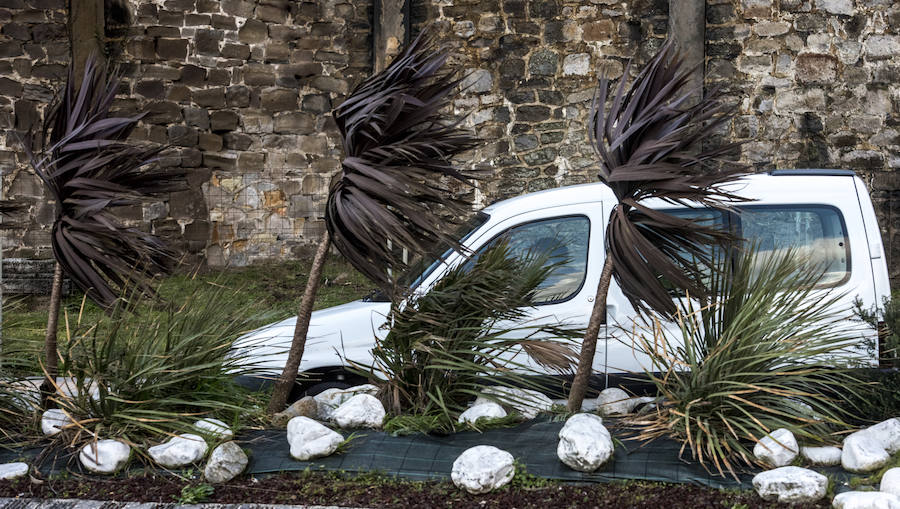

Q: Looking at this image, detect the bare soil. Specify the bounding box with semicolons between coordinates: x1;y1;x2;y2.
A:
0;470;829;508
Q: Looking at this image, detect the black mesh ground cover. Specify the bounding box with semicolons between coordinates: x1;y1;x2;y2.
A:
239;417;755;490
2;417;756;490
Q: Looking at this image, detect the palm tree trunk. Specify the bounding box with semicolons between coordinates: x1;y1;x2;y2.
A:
567;254;614;412
267;230;331;413
40;262;64;406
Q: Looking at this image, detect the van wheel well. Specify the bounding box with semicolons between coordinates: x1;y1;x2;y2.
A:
288;367;368;402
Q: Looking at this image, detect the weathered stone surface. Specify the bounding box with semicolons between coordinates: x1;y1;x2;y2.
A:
314;384;379;421
79;440;131;474
204;442;248;483
832;492;900;509
475;387;553;420
882;468;900;497
562;53;590;76
286;416;344;460
148;434;209;467
799;445;842;466
0;462;28;480
557;413;613;472
41;408;71;436
194;418;233;440
332;394;385;429
842;433;890;473
753;428;799;467
451;445;515;494
458;402;507;424
596;388;633;416
753;466;827;504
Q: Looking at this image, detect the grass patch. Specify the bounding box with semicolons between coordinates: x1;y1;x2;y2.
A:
2;255;373;367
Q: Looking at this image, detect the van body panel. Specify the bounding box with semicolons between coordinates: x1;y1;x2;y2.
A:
234;173;891;383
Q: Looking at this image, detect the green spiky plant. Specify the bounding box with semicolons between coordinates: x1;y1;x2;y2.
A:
268;29;483;412
629;246;867;478
567;41;747;411
356;241;578;433
47;281;278;443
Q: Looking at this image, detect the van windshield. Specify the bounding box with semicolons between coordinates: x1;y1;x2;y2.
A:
363;212;490;301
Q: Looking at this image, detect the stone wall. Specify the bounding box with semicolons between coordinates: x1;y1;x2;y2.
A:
428;0;669;202
2;0;900;285
0;0;69;259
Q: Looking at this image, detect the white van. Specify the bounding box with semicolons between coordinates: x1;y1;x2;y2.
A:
234;170;891;395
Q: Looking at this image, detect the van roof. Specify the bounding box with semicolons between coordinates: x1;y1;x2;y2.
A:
482;171;862;219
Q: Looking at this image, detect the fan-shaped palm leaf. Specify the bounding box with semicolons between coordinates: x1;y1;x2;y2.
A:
268;28;483;413
328;29;482;293
568;41;747;411
24;55;182;308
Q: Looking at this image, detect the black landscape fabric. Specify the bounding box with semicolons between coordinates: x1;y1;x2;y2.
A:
240;417;754;490
2;417;757;489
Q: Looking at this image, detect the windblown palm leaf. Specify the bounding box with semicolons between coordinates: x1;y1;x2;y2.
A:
329;30;482;294
23;56;183;308
590;41;746;316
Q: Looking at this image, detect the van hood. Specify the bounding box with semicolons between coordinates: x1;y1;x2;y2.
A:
233;299;391;374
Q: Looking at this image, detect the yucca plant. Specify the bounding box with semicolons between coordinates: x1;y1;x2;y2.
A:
268;29;482;412
567;41;747;411
23;55;182;400
48;281;278;442
629;246;867;478
0;301;40;442
355;241;578;432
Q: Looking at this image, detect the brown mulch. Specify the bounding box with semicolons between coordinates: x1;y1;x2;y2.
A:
0;470;829;508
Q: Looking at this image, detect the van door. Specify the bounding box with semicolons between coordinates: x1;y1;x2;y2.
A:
453;203;607;374
604;201;868;377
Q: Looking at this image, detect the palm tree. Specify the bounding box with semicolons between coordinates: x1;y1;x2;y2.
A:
24;55;182;401
566;41;747;412
267;29;482;412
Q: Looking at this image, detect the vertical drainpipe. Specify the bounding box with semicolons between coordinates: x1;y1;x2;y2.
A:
668;0;706;105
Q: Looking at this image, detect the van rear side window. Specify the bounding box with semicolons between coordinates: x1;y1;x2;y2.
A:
660;205;850;289
738;205;850;287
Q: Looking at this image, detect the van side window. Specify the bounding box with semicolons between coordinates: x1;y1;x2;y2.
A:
475;216;590;305
659;209;728;295
738;205;850;286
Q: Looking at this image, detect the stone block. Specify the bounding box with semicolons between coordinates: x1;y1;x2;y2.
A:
311;76;348;94
193;87;226;108
155;38;188;60
274;112;314;133
145;101;182;124
222;43;250;60
528;50;558;76
257;4;287;23
516;105;551;122
243;65;276;86
796;54;838;84
210;110;240;131
222;0;254;17
239;19;268;44
179;65;207;85
226;86;251;107
261;88;298;111
198;132;223;151
196;29;222;56
184;107;210;129
582;19;615;41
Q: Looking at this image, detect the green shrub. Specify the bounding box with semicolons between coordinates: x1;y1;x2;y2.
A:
48;281;279;442
631;247;867;478
358;242;579;432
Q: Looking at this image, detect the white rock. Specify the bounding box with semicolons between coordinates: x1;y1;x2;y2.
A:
843;433;891;473
596;388;633;416
0;462;28;480
148;434;209;468
79;439;131;474
41;408;72;436
557;413;614;472
563;53;590;76
881;468;900;498
800;445;842;466
314;384;378;421
833;491;900;509
458;402;507;424
863;419;900;454
817;0;854;15
753;428;799;467
451;445;515;494
287;416;344;461
194;418;233;440
752;466;827;504
332;394;385;429
476;387;553;420
204;442;248;484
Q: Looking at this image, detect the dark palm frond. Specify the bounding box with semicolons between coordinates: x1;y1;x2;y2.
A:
23;55;183;309
590;41;748;316
328;29;483;295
